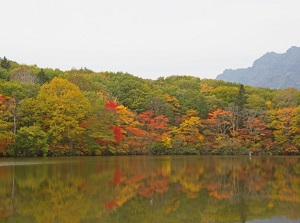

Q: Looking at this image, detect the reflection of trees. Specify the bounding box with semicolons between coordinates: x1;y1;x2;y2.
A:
13;164;89;223
106;156;300;223
0;166;13;220
0;156;300;222
204;157;300;223
103;157;299;222
11;166;15;220
0;159;115;223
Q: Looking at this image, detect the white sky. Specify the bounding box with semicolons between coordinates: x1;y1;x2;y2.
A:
1;0;300;79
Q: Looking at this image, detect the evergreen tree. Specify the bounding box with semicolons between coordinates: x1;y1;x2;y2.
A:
0;57;11;70
234;84;247;111
37;69;50;85
232;84;248;131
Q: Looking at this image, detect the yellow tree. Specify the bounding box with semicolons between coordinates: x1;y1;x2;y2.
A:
164;94;181;125
164;94;180;113
292;106;300;148
116;105;138;126
171;110;204;152
35;77;91;155
270;107;299;154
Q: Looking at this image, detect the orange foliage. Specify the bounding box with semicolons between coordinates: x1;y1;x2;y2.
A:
138;110;169;143
105;101;118;112
149;178;169;194
79;120;88;128
105;199;117;209
207;184;233;200
125;126;146;137
206;109;233;135
138;110;154;124
109;167;124;185
138;186;153;198
78;182;88;191
283;144;299;154
208;190;233;200
124;174;146;184
123;126;147;153
239;117;267;142
48;143;70;156
0;133;14;155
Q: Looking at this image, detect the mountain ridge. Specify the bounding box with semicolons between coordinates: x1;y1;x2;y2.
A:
216;46;300;89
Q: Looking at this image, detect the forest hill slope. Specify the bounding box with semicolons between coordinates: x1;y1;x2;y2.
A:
0;57;300;156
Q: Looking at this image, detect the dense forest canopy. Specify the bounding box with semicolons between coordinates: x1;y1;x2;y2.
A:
0;56;300;156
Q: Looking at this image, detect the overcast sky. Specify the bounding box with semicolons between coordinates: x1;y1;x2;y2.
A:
1;0;300;79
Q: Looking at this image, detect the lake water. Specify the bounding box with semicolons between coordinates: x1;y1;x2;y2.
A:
0;156;300;223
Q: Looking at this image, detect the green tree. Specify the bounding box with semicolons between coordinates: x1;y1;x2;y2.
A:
12;125;49;156
37;69;50;85
246;94;267;110
0;57;11;70
0;81;39;135
210;86;239;105
81;93;116;155
107;73;154;113
230;84;248;132
234;84;247;111
17;98;38;128
0;67;10;80
176;89;208;118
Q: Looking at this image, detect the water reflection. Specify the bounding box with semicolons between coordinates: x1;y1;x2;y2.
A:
0;156;300;223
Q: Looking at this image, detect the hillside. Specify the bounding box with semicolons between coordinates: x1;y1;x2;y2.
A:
216;46;300;89
0;57;300;156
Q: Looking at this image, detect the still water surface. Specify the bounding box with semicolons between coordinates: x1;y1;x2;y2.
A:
0;156;300;223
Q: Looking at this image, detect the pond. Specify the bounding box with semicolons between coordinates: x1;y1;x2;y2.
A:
0;156;300;223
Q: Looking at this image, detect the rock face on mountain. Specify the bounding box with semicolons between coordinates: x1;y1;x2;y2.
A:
216;46;300;89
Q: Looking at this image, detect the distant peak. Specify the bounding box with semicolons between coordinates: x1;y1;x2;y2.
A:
288;45;299;50
216;46;300;89
287;46;300;53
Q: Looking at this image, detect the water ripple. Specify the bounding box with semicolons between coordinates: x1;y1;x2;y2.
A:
0;160;55;166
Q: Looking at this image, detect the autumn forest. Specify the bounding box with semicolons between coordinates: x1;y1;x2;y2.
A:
0;56;300;156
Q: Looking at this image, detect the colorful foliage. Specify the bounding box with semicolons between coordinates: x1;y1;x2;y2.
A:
0;58;299;156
